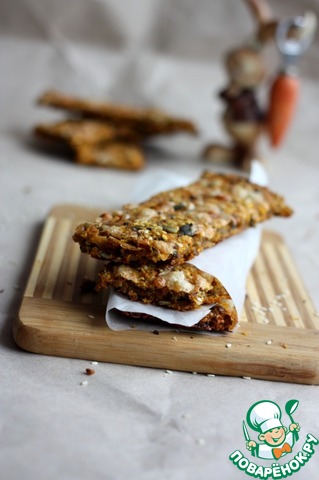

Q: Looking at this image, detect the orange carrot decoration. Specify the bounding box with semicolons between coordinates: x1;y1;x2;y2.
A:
267;73;299;147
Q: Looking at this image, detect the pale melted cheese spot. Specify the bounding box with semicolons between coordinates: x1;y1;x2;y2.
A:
137;208;158;221
164;270;194;293
232;185;264;203
117;265;140;283
196;275;211;291
232;185;250;199
107;226;125;237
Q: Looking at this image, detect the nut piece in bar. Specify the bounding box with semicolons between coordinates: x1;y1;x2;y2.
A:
73;171;293;266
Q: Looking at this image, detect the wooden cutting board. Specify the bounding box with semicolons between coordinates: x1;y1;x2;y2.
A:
13;205;319;384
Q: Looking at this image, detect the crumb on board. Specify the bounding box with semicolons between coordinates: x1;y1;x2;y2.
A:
80;380;88;386
85;368;95;375
243;376;251;380
206;373;215;377
280;342;288;349
266;339;272;345
91;361;98;365
153;330;159;335
165;369;173;374
225;343;232;348
172;336;177;341
87;314;95;320
250;291;291;317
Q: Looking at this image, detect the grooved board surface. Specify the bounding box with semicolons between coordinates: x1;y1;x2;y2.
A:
14;205;319;384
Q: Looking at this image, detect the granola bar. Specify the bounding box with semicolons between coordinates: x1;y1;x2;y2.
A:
35;120;144;170
75;142;145;170
97;261;236;312
73;171;292;266
36;120;120;143
38;90;197;136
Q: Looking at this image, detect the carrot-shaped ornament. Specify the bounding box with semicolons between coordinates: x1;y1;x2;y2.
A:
268;73;299;147
268;12;317;148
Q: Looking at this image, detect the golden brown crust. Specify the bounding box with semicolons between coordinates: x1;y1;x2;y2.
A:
73;171;293;266
34;119;140;145
96;262;236;312
74;142;145;170
35;120;116;144
37;90;198;136
34;120;144;170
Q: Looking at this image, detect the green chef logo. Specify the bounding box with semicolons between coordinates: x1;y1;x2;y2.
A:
229;399;318;479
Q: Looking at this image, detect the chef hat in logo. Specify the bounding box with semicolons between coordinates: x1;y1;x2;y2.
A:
247;400;283;433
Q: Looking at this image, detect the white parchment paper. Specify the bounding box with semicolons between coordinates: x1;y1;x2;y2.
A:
106;160;267;331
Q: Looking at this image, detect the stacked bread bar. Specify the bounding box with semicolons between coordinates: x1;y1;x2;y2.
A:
73;171;292;332
34;91;197;170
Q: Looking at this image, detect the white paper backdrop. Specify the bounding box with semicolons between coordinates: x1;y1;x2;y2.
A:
1;1;319;479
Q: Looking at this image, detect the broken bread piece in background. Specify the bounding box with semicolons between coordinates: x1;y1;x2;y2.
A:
37;90;198;137
34;119;139;145
74;142;145;170
34;119;144;170
34;90;198;170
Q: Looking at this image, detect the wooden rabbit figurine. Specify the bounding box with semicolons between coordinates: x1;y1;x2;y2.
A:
203;46;266;170
203;0;316;170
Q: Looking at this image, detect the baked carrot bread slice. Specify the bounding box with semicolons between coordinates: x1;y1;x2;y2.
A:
34;119;137;145
117;307;237;332
74;142;145;170
73;171;292;266
34;120;144;170
38;90;198;137
97;261;236;313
